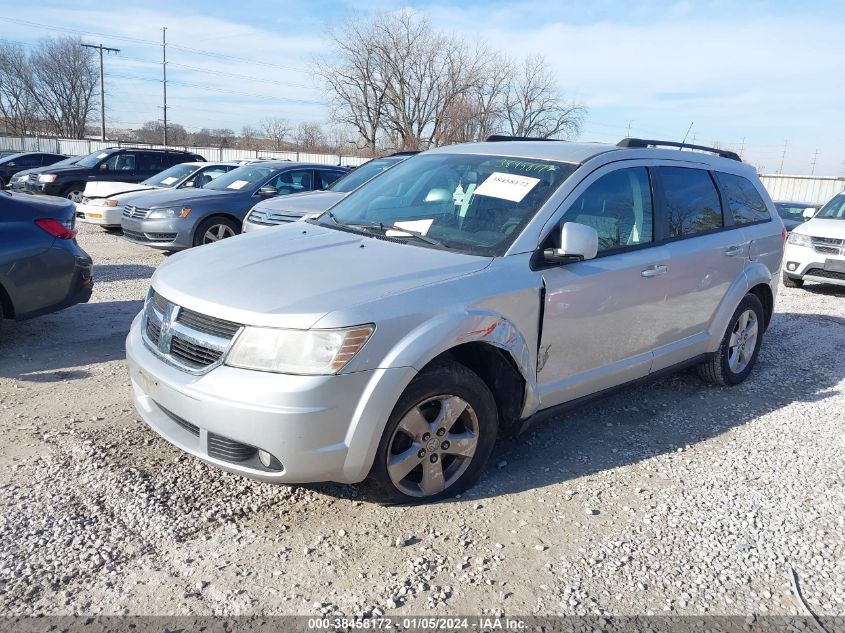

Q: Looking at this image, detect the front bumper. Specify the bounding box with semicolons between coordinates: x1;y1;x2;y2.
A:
125;314;415;484
121;215;192;250
783;242;845;286
76;203;123;227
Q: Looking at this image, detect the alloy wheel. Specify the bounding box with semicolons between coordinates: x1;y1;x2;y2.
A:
728;309;758;374
386;394;479;497
66;190;83;203
202;224;236;243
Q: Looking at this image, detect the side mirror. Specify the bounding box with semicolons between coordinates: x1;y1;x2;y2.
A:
99;163;109;171
544;222;599;264
803;207;816;219
258;186;277;197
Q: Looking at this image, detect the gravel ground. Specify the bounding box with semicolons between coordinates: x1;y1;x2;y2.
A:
0;223;842;618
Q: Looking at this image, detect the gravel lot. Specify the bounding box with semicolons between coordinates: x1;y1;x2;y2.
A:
0;223;842;618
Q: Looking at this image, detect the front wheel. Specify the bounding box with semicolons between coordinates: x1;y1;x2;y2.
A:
60;184;84;203
193;216;240;247
782;272;804;288
367;361;498;504
698;293;765;386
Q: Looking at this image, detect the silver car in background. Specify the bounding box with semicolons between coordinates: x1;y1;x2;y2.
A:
126;137;784;503
242;152;417;232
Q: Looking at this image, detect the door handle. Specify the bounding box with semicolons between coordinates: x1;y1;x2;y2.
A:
723;244;744;257
641;264;668;278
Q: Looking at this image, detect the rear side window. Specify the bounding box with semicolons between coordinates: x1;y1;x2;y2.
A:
564;167;654;252
138;152;165;172
318;169;345;189
715;172;770;226
657;167;723;237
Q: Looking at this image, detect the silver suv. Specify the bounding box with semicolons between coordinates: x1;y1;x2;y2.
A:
126;137;785;503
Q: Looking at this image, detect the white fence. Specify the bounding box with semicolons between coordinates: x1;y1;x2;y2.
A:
0;134;370;167
760;174;845;206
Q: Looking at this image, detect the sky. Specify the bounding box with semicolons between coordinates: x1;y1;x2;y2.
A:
2;0;843;175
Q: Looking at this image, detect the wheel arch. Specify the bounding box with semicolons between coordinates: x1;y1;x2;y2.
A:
0;280;15;319
192;212;243;243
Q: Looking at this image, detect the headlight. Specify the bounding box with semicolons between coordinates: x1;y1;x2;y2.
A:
38;174;57;183
787;232;811;247
147;206;191;219
89;198;119;207
225;325;374;374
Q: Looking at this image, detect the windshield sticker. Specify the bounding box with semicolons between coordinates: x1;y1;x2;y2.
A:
498;159;557;173
96;152;109;159
226;180;249;190
386;219;434;236
475;172;540;203
160;176;178;185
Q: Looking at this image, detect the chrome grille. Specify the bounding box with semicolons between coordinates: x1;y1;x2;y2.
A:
811;236;845;256
247;208;301;226
142;290;242;374
123;205;149;219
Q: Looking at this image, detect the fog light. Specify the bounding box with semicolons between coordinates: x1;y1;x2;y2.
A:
787;262;798;271
258;449;272;468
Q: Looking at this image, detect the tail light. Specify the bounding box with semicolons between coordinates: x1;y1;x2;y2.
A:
781;227;788;242
35;218;77;240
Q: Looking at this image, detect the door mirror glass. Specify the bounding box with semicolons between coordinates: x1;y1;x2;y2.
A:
544;222;599;263
99;163;109;171
258;186;277;197
803;207;817;219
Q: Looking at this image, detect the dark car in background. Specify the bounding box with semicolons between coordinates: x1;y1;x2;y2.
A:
0;152;67;190
774;200;820;231
29;147;205;203
242;152;415;232
0;191;93;336
121;161;338;251
7;155;81;192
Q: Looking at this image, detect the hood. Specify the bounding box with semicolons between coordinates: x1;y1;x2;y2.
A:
252;190;346;216
83;180;156;199
793;218;845;239
152;223;492;329
125;186;240;208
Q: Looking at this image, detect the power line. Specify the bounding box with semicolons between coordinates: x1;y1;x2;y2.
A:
81;43;120;142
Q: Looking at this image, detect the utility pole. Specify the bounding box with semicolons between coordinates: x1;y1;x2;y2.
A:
81;43;120;142
625;120;632;137
810;149;819;176
162;26;168;146
778;140;788;174
738;137;746;160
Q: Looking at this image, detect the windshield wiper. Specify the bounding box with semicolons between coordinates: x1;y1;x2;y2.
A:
346;222;447;248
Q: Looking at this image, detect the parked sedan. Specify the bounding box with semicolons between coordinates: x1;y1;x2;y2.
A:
7;155;81;192
0;191;93;335
77;162;238;229
121;161;330;250
774;200;820;231
0;152;67;190
242;152;414;232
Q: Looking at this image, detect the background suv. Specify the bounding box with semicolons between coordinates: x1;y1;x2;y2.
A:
126;137;784;503
782;192;845;287
30;147;205;202
0;152;67;190
242;152;414;232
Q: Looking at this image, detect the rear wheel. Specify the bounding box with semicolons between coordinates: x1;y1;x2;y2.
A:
367;361;498;504
193;216;240;247
782;271;804;288
698;293;765;386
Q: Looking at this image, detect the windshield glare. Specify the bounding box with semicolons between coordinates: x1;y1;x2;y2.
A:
75;150;115;168
204;165;276;191
142;164;197;187
817;194;845;219
320;153;577;256
331;157;402;193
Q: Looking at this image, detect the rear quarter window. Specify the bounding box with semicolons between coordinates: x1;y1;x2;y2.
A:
715;172;770;226
657;167;723;237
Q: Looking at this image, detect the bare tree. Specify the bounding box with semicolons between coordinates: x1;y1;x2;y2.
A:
0;41;37;135
23;37;98;138
134;120;187;145
240;125;258;147
502;53;585;139
294;122;326;151
260;117;290;150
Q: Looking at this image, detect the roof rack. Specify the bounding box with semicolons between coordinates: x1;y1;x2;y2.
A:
617;138;741;162
485;135;563;143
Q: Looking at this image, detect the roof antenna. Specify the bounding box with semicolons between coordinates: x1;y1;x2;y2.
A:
680;122;694;151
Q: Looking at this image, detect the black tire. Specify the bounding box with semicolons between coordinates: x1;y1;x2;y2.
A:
60;183;85;203
782;272;804;288
192;216;240;247
698;293;765;386
366;361;498;504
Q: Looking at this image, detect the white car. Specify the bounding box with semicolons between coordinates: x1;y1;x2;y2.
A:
782;192;845;288
76;162;236;228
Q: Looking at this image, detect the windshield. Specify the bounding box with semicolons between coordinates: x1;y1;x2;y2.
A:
204;165;276;191
319;153;577;256
775;203;815;220
142;164;198;187
816;194;845;219
74;150;116;168
330;157;403;193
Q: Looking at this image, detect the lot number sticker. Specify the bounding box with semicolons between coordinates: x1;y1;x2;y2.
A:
227;180;250;190
475;172;540;203
160;177;178;185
